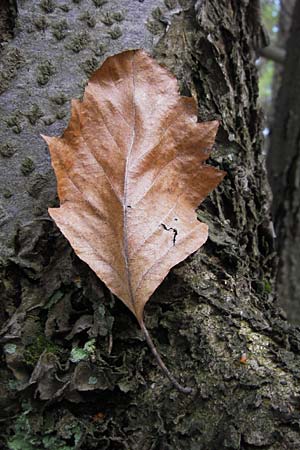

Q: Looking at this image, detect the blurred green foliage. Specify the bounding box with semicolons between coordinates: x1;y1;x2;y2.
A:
259;0;280;104
262;0;280;42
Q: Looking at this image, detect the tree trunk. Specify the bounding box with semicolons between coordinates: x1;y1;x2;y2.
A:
1;1;300;449
267;0;300;324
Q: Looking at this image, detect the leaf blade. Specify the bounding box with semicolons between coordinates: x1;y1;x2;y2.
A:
45;49;225;322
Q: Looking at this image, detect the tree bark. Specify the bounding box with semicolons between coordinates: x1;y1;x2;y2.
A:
267;0;300;324
1;1;300;449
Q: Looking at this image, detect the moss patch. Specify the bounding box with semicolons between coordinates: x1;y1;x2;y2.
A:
39;0;56;13
0;47;23;95
92;0;107;7
80;57;99;76
66;31;90;53
107;25;122;40
33;15;48;31
23;104;44;125
21;158;35;176
36;60;56;85
24;335;60;367
51;19;68;40
6;114;22;134
0;142;17;158
79;11;96;28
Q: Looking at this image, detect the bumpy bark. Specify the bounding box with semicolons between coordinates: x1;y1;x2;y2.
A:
0;1;300;449
267;0;300;324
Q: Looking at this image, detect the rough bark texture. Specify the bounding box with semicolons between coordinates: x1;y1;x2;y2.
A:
1;1;300;449
267;0;300;324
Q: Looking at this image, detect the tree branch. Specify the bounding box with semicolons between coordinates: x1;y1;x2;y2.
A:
258;45;286;64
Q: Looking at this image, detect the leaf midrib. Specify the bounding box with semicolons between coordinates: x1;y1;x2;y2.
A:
123;51;137;314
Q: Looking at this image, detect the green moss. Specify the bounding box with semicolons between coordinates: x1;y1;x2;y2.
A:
151;7;163;20
0;204;7;225
51;19;68;40
92;0;107;7
79;11;96;28
263;279;272;294
24;335;60;367
50;92;67;105
23;104;44;125
33;15;48;30
67;31;90;53
43;116;56;126
56;109;67;120
100;12;114;26
6;114;22;134
8;404;82;450
21;158;35;176
36;60;56;85
80;57;99;76
0;142;17;157
59;4;70;12
39;0;56;13
26;174;48;198
3;189;12;199
112;11;125;22
107;25;122;40
0;47;23;94
146;19;164;35
164;0;177;8
178;0;189;6
26;24;35;34
93;42;108;56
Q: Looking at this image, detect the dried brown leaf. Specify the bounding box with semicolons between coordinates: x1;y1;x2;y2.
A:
43;49;225;392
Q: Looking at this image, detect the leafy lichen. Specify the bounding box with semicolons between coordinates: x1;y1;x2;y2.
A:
70;338;96;363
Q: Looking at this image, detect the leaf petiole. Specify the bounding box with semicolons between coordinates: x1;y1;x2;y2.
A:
139;319;193;395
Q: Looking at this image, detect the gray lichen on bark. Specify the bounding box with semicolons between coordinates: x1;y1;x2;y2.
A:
0;1;300;449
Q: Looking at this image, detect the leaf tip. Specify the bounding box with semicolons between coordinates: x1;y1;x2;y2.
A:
41;134;51;145
48;207;59;222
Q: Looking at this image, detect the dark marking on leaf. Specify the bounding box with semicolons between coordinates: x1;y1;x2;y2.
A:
161;223;178;245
